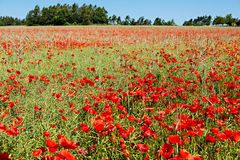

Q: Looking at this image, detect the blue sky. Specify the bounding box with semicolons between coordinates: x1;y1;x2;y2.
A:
0;0;239;25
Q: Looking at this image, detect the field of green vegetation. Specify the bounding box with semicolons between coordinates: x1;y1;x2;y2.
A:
0;26;239;159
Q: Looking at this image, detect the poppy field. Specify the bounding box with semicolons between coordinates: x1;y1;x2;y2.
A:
0;26;239;160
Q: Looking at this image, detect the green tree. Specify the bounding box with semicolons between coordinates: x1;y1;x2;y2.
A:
79;4;94;24
130;18;137;25
183;19;193;26
70;3;80;24
225;14;237;26
136;16;145;25
40;6;55;25
183;16;211;26
53;4;71;25
0;16;23;26
109;14;117;24
93;7;108;24
143;18;151;25
213;16;226;25
26;5;41;25
164;19;176;26
153;17;163;25
116;16;122;24
237;19;240;26
123;15;131;25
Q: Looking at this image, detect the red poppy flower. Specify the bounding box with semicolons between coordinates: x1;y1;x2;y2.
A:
217;132;227;141
6;128;19;136
80;123;90;133
43;131;50;138
0;123;7;132
8;102;14;109
83;105;97;114
46;139;58;152
179;149;190;158
232;130;240;142
210;128;220;134
187;130;196;137
127;115;135;122
170;155;182;160
34;105;41;111
60;115;68;121
32;149;42;157
159;143;174;159
189;155;204;160
136;144;150;153
0;152;10;160
58;150;76;160
59;136;78;150
120;143;127;149
206;134;216;143
93;119;105;132
168;135;180;144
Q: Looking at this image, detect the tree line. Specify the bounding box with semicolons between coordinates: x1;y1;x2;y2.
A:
0;3;176;26
24;4;176;26
0;3;240;26
0;16;24;26
183;14;240;26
